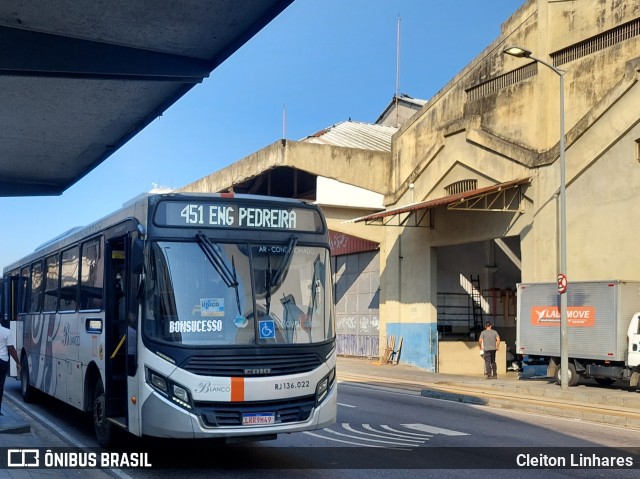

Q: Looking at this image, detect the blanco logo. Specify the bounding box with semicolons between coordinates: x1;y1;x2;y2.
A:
8;449;39;467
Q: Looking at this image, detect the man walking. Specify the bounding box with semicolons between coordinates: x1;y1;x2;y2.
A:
0;323;20;415
479;321;500;379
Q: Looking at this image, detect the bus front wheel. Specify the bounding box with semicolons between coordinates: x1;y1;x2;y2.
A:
93;380;114;448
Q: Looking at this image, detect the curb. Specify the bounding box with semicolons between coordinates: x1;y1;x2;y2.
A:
0;402;31;435
420;385;640;430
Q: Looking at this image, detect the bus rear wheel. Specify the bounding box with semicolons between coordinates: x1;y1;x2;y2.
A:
93;380;114;448
20;356;36;403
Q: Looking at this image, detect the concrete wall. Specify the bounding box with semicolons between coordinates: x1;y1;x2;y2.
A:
179;140;390;196
438;341;507;376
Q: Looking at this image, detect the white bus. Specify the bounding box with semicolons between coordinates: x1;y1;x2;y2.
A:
1;193;337;447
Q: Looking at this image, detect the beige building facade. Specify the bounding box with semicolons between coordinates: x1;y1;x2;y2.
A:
181;0;640;371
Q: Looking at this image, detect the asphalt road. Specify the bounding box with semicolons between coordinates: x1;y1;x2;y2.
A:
5;379;640;479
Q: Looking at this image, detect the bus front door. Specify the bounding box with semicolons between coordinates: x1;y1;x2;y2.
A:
105;235;131;427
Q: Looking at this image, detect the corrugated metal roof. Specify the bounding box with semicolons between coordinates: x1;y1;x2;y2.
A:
329;230;379;256
301;121;398;152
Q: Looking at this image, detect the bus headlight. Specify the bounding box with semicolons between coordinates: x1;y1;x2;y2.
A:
173;385;189;404
145;367;193;411
150;372;167;392
316;367;336;405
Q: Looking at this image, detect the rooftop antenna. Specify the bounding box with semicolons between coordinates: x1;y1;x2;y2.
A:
282;104;286;139
395;14;401;126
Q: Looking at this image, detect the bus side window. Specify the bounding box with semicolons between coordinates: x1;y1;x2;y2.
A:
43;254;59;313
80;237;104;311
60;246;79;312
30;261;44;313
19;267;30;314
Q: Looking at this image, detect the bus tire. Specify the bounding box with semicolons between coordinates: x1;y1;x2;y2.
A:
20;356;36;403
93;380;114;448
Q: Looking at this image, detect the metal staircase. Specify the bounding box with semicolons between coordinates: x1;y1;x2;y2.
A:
470;275;484;339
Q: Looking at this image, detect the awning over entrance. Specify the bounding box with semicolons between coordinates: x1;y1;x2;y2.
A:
348;178;531;227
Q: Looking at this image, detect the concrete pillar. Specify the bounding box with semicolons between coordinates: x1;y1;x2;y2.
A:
380;226;437;370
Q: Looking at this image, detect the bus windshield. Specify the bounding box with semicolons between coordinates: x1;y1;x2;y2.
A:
144;240;334;346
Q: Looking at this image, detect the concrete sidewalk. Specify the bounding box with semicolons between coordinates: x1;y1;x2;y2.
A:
0;400;29;436
0;392;112;479
336;356;640;430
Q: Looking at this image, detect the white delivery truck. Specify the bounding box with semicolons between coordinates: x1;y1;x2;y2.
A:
516;280;640;388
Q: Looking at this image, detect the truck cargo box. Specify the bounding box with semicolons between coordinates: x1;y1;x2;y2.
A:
516;281;640;361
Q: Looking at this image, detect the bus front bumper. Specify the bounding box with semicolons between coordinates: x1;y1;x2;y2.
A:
140;383;337;439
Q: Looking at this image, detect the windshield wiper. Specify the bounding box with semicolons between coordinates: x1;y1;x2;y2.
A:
196;233;242;316
270;235;298;287
263;235;297;317
265;254;272;315
307;255;324;316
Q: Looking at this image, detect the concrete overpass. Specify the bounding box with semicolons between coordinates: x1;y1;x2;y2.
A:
0;0;293;196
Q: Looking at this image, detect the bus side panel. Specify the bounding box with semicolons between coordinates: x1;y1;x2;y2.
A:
127;368;141;436
55;312;82;407
22;313;62;398
9;320;18;377
19;310;100;411
78;311;106;410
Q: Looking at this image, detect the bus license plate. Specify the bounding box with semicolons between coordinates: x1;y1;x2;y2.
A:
242;413;275;425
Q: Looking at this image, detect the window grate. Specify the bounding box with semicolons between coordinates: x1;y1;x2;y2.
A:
468;18;640;101
466;63;538;101
445;179;478;196
553;18;640;66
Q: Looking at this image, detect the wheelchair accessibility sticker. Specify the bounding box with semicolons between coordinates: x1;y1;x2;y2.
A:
259;320;275;339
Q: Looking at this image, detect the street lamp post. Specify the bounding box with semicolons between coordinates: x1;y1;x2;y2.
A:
503;46;569;390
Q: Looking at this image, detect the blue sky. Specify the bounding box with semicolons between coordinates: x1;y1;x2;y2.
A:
0;0;524;270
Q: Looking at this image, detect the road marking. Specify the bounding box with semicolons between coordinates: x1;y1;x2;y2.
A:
402;423;469;436
378;425;433;438
343;423;425;444
338;402;356;408
325;427;418;447
303;431;389;447
303;423;441;448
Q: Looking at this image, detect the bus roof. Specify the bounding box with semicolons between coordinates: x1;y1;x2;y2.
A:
3;192;320;274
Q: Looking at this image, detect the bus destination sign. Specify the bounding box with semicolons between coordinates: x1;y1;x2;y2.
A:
154;201;323;232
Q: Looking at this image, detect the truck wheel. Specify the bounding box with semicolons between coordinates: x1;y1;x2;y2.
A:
556;363;580;387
